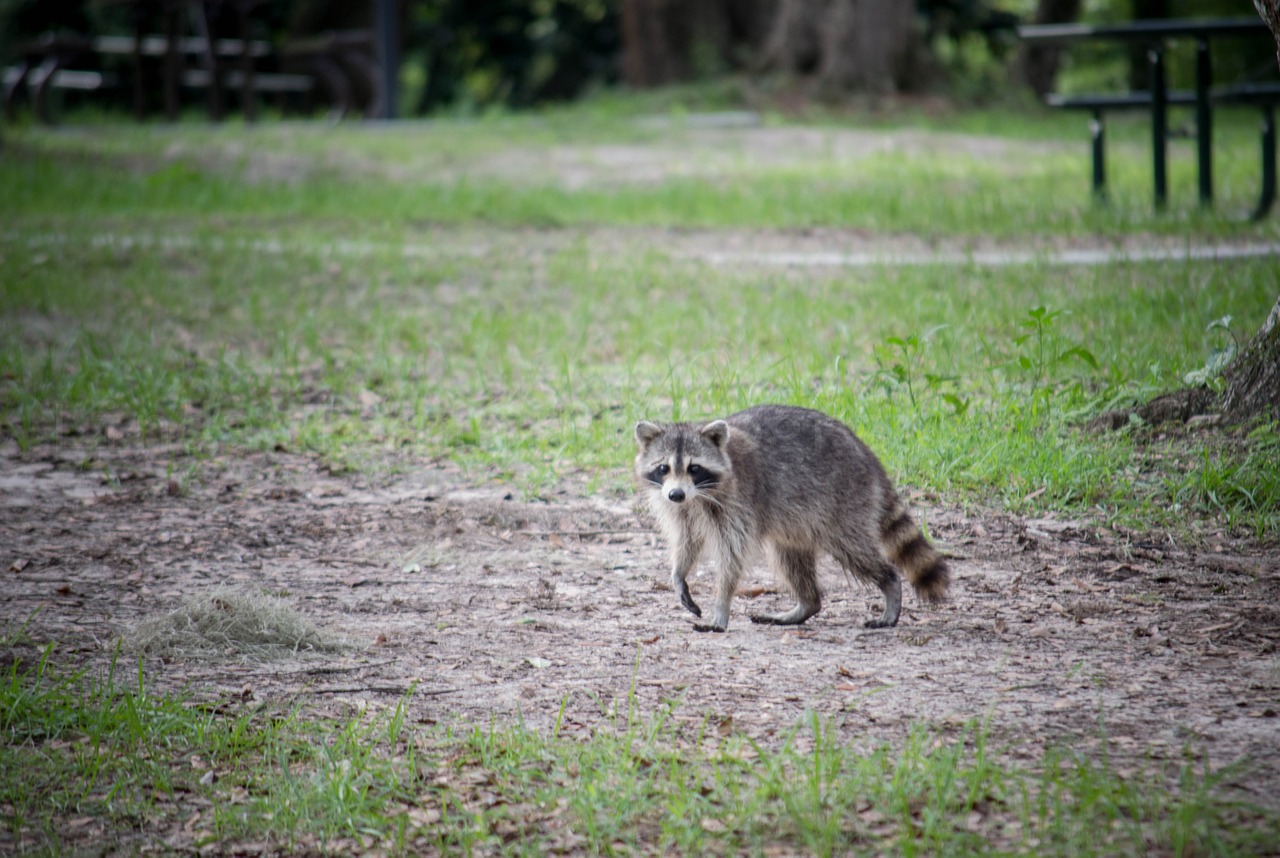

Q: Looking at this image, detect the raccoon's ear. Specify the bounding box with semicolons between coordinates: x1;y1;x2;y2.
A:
700;420;730;449
635;421;663;446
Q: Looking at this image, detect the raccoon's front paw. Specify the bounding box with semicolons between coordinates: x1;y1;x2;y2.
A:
680;592;703;618
692;622;726;633
863;617;898;629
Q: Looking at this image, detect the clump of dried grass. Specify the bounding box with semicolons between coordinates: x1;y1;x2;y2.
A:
125;590;353;661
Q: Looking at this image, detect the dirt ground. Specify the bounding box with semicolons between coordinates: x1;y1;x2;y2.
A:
3;429;1279;809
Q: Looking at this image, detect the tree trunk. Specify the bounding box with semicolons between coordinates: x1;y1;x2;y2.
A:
620;0;762;87
756;0;824;75
620;0;678;87
1015;0;1082;97
727;0;780;62
1221;297;1280;424
760;0;925;94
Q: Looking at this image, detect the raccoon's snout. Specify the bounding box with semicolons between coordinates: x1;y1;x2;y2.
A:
668;488;686;503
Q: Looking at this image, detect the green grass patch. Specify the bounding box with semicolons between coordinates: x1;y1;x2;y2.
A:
4;105;1280;236
1;651;1275;855
2;226;1277;535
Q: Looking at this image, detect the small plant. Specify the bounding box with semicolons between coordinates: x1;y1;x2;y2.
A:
1182;314;1240;388
873;326;952;410
1012;306;1098;411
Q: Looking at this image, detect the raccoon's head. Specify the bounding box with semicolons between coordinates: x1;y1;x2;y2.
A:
634;419;731;506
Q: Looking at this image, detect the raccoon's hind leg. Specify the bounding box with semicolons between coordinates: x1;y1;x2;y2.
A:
749;546;822;626
837;550;902;629
863;564;901;629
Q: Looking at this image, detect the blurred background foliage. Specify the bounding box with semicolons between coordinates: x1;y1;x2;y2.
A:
0;0;1274;118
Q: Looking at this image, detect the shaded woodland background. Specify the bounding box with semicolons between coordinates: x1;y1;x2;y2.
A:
2;0;1273;116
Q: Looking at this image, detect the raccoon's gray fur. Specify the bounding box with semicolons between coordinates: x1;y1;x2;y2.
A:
634;404;949;633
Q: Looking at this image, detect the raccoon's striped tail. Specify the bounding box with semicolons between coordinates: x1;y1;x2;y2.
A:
880;498;950;604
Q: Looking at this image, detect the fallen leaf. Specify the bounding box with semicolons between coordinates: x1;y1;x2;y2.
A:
342;576;368;588
9;558;29;573
640;635;661;645
526;657;552;669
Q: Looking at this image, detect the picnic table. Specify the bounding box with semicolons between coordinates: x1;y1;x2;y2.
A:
1018;17;1279;218
3;0;374;123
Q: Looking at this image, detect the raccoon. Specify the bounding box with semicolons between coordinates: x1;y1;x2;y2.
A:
634;404;949;633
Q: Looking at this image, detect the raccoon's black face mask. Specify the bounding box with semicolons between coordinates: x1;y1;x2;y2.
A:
634;420;730;505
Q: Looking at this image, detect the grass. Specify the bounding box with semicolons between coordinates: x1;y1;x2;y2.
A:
2;223;1277;534
5;98;1280;235
1;651;1275;856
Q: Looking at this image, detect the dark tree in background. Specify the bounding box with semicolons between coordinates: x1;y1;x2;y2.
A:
619;0;773;88
1014;0;1082;97
755;0;928;95
620;0;935;96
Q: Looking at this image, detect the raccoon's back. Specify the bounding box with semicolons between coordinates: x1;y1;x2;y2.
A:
724;405;892;527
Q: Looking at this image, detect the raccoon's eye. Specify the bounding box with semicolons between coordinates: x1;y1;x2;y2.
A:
656;464;670;475
688;464;703;476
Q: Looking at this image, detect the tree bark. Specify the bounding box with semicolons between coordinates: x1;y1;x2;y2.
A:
760;0;926;95
620;0;768;87
1221;297;1280;424
756;0;824;75
1015;0;1082;97
620;0;678;87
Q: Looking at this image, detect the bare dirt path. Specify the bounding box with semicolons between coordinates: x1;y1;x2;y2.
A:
13;225;1280;271
3;436;1278;805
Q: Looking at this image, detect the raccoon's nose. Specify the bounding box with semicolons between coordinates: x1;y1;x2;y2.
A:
668;488;686;503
